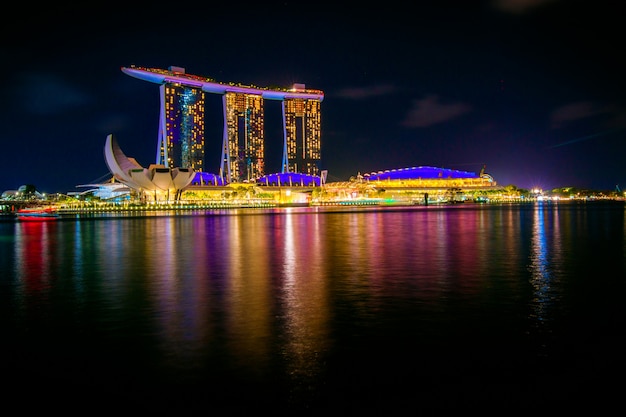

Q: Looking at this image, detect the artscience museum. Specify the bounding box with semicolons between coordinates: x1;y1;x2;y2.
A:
104;134;196;201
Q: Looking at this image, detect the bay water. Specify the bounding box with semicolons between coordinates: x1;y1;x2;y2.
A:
1;202;624;415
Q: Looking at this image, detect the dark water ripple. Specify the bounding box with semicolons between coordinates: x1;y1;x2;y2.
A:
1;201;624;415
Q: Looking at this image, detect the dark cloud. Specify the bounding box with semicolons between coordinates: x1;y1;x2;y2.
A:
401;95;472;128
17;73;92;115
491;0;559;14
335;84;397;100
550;102;605;129
551;102;626;130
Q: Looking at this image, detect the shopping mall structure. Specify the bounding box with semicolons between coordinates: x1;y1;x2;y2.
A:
102;66;500;206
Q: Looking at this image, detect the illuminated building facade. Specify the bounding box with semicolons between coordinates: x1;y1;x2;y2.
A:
221;92;265;183
122;66;324;184
157;82;205;172
282;95;322;176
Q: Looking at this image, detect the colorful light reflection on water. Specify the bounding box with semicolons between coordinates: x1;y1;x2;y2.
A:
1;202;624;414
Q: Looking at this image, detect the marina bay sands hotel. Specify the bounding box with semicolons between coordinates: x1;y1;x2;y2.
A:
122;66;324;184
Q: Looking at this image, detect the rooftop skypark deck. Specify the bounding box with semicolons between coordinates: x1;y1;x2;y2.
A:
122;66;324;101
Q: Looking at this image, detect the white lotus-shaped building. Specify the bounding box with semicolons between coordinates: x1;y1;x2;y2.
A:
104;134;195;201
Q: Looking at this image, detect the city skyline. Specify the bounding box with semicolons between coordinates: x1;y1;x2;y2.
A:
2;1;624;194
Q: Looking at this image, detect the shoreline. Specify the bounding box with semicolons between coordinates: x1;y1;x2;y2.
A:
2;198;623;222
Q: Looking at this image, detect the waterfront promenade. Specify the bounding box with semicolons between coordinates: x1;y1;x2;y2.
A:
2;188;621;219
1;196;526;218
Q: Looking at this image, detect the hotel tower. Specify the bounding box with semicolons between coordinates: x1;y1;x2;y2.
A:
122;66;324;183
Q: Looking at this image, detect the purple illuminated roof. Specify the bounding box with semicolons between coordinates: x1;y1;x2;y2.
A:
364;166;480;181
257;173;321;186
191;172;226;186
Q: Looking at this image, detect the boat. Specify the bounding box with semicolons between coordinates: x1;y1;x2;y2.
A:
16;206;60;221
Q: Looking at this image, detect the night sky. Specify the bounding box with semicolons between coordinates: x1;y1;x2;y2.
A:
1;0;624;194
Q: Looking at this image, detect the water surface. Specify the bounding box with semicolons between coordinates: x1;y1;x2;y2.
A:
1;202;624;414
